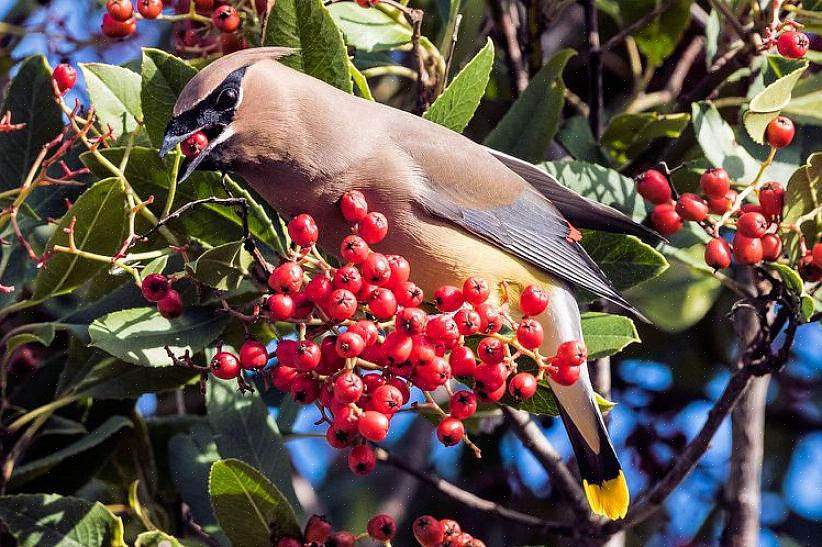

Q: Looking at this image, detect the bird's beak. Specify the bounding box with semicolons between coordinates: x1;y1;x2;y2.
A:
160;119;231;184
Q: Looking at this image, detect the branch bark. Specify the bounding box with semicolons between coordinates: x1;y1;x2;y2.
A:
490;0;529;96
581;0;603;139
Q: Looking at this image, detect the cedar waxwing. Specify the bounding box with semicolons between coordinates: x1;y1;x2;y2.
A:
161;48;661;520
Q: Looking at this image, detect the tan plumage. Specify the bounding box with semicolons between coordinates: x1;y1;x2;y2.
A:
162;48;639;519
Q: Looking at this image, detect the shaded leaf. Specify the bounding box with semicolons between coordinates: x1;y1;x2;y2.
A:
484;49;575;162
581;231;669;293
618;0;692;66
783;152;822;244
580;312;640;359
743;57;807;143
89;307;228;367
327;2;412;51
770;263;804;295
135;531;182;547
67;356;197;400
141;49;198;148
424;38;494;133
784;73;822;126
602;112;689;166
80;63;142;139
209;459;301;546
692;101;762;181
557;116;612;165
193;241;253;291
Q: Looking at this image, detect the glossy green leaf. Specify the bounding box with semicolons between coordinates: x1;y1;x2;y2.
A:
80;63;143;138
89;306;228;367
33;178;129;300
209;459;301;546
784;73;822;126
602;112;689;166
207;380;302;515
141;48;198;148
580;312;640;359
770;263;805;295
618;0;692;66
424;38;494;133
581;231;669;292
0;56;63;191
327;2;412;52
743;57;807;143
692;101;762;181
783;152;822;244
263;0;352;92
509;380;560;416
193;241;253;291
142;255;169;276
484;49;575;162
0;494;124;547
134;531;182;547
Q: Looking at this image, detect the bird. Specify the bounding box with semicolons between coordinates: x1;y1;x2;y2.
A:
161;47;662;520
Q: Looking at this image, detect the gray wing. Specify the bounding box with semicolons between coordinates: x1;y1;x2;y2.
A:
486;148;665;245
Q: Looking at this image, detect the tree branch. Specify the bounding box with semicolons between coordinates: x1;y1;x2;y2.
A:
602;0;676;51
582;0;603;140
490;0;529;96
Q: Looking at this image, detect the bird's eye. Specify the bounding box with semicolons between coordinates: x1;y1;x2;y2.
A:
215;88;238;110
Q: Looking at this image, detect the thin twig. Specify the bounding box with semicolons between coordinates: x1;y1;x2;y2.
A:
489;0;529;96
603;0;676;51
582;0;603;140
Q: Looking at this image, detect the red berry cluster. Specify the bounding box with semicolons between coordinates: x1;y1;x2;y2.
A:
412;515;486;547
276;513;394;547
141;273;184;319
200;191;587;470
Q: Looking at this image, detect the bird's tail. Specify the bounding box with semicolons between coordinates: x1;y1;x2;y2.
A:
559;406;629;519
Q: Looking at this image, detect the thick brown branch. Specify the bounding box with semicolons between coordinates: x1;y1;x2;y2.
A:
490;0;529;96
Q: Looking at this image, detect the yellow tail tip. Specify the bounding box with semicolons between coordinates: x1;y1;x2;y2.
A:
583;471;629;520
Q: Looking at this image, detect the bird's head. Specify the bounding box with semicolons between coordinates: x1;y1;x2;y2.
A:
160;47;296;182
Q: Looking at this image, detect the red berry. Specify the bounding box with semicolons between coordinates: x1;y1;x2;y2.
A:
425;315;459;346
437;417;465;447
52;63;77;94
326;289;358;321
708;189;737;214
304;515;333;544
382;332;413;365
305;275;333;303
268;262;303;293
367;514;397;541
733;234;764;265
520;285;549;316
290;374;319;404
449;390;477;419
270;365;298;392
325;531;356;547
181;131;209;159
276;537;302;547
675;193;709;222
336;332;365;358
334;371;364;403
635;169;672;204
287;214;318;247
476;337;505;365
101;13;136;37
194;0;214;11
275;340;297;367
362;253;391;286
449;346;477;377
737;212;768;238
474;363;507;391
766;116;795;149
212;5;240;32
476;303;502;334
700;168;731;200
516;318;544;349
340;190;369;222
412;356;450;389
777;31;810;59
359;212;388;244
453;308;481;336
813;243;822;268
434;285;464;312
333;265;363;293
395;307;428;336
441;519;461;538
759;182;785;219
799;251;822;282
413;516;445;547
239;340;268;370
210;351;240;380
476;380;507;403
348;444;376;475
555;340;587;367
349;320;380;347
340;235;369;264
367;287;397;319
705;238;732;269
550;365;580;386
385;254;410;287
107;0;133;21
141;273;169;302
372;384;403;414
761;234;783;262
509;372;538;400
358;410;390;442
395;281;424;307
219;31;247;55
462;276;490;305
294;340;321;371
650;203;683;236
137;0;163;18
267;293;295;321
157;289;183;319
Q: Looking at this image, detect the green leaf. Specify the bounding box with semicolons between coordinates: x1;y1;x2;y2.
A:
770;263;805;295
581;312;640;359
0;494;123;547
601;112;690;166
193;241;253;291
538;160;647;220
327;2;412;52
142;255;169;276
89;307;228;367
207;381;302;515
692;101;762;181
263;0;352;92
2;324;56;363
65;355;197;400
140;49;198;148
423;38;494;133
82;147;286;254
33;178;129;300
0;56;63;191
743;57;808;143
556;116;612;165
10;416;132;488
80;63;143;139
135;531;182;547
581;231;669;292
509;380;560;416
618;0;692;66
783;152;821;244
784;73;822;126
209;459;301;546
800;294;816;322
484;49;576;163
704;9;720;68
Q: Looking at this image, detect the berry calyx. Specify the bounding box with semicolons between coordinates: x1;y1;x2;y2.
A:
777;31;810;59
413;516;445;547
700;168;731;199
675;193;709;222
436;417;465;447
52;64;77;94
765;116;795;149
141;273;169;302
462;276;490;305
348;444;376;475
210;351;240;380
635;169;672;204
367;514;397;541
449;390;477;419
650;203;683;236
212;5;240;33
705;238;732;270
157;289;183;319
181;131;209;159
137;0;163;19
